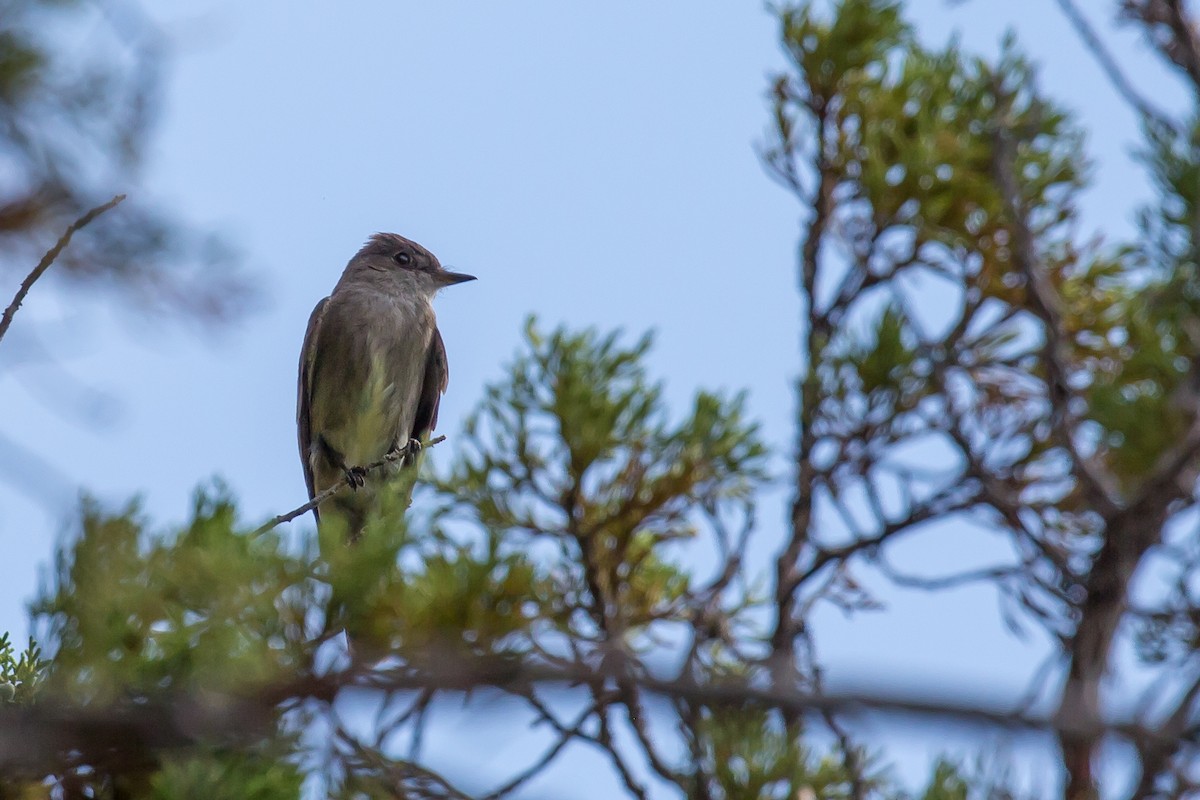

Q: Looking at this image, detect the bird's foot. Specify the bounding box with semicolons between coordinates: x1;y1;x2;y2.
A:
387;438;423;461
344;465;367;490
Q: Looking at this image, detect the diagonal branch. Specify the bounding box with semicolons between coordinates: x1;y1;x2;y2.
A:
479;700;594;800
338;730;475;800
795;481;981;587
0;195;126;347
253;435;446;535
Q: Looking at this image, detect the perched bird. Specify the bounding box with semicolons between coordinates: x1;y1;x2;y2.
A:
297;233;475;538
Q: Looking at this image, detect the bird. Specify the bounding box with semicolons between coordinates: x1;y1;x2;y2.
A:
296;232;475;539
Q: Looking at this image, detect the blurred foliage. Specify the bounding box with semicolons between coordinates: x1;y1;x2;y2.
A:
35;487;314;705
699;706;895;800
0;0;254;323
148;744;305;800
9;318;945;799
918;761;969;800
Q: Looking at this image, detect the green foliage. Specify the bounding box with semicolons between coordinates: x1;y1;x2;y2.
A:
826;303;926;414
18;318;815;798
1139;116;1200;274
0;28;44;101
1071;116;1200;484
442;317;768;648
0;632;46;705
766;0;1200;796
764;0;1104;534
779;2;1086;304
341;519;552;660
918;760;970;800
35;485;314;705
779;0;910;102
770;0;1200;504
1062;116;1200;484
700;707;898;800
148;745;305;800
15;484;314;798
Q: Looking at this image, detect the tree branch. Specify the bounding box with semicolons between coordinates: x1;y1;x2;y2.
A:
990;116;1121;518
252;435;446;535
5;653;1193;783
0;195;126;347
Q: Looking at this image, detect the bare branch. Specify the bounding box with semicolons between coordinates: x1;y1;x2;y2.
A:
795;481;980;587
5;652;1193;783
252;435;446;534
594;699;650;800
876;555;1032;593
479;706;591;800
339;730;475;800
0;195;126;347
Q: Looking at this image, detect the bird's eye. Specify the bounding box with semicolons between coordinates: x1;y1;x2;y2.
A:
394;252;412;266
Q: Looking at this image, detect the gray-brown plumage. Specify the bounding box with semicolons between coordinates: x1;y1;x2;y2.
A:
297;233;475;537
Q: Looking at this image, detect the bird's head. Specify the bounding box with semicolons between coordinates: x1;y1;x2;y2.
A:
347;232;475;297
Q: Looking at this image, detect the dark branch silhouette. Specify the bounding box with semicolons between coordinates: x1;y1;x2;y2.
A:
0;195;125;347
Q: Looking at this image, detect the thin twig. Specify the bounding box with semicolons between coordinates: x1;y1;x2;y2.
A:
479;703;593;800
338;730;474;800
0;195;126;346
823;710;868;800
253;435;446;535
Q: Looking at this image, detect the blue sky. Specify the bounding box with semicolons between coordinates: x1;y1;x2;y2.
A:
0;1;1187;794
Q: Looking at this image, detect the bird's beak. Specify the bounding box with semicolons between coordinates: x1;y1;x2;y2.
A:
437;269;476;286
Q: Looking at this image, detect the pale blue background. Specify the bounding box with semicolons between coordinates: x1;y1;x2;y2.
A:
0;2;1185;795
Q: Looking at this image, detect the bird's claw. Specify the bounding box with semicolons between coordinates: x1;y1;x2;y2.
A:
387;438;423;461
345;466;367;490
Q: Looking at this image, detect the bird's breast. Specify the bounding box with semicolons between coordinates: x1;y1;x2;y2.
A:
309;290;434;469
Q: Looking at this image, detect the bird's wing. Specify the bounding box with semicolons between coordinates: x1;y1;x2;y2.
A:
297;297;329;506
411;326;449;442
